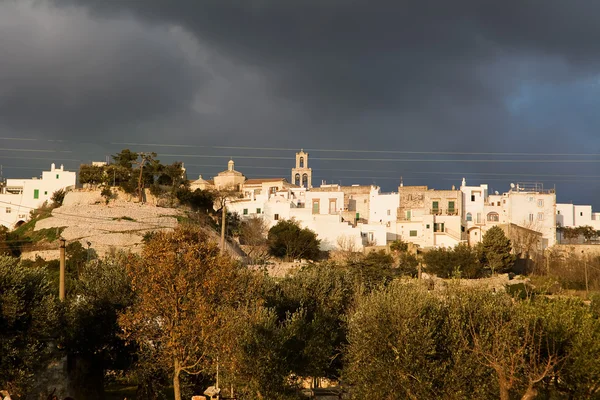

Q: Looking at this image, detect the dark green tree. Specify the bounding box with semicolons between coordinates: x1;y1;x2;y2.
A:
265;264;355;381
78;164;106;186
0;256;58;396
423;244;482;278
268;219;320;261
60;255;135;400
398;252;420;277
111;149;139;169
346;250;395;289
481;226;515;274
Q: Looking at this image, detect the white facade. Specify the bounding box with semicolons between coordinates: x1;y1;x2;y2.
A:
0;164;76;229
556;203;600;231
209;153;575;253
461;180;556;249
368;187;399;226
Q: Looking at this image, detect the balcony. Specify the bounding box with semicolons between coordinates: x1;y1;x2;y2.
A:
430;208;460;216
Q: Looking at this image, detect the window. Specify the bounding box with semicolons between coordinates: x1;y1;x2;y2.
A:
312;200;320;214
528;196;534;202
432;201;439;214
56;174;59;179
538;212;544;221
471;194;475;202
426;224;430;229
529;213;534;222
18;214;26;218
274;214;279;221
448;201;455;214
243;208;248;215
466;212;472;222
33;189;39;199
387;209;391;216
6;207;11;214
270;187;277;195
557;210;561;215
580;212;584;217
256;208;261;214
44;191;48;195
409;230;417;237
433;223;445;233
329;198;337;214
537;199;544;207
487;212;499;222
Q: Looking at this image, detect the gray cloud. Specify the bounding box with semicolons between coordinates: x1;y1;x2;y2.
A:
0;1;199;138
1;0;599;206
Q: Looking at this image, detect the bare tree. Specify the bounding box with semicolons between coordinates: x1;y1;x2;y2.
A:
466;302;559;400
210;186;241;254
336;234;361;263
239;216;270;264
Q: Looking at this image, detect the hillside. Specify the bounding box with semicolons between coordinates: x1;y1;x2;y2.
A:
22;189;183;260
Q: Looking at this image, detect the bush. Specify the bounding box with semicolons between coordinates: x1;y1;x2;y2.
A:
51;189;66;206
423;243;483;278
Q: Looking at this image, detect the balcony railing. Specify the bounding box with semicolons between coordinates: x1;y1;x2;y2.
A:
430;208;460;216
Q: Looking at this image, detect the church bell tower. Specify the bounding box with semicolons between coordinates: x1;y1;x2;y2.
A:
291;149;312;188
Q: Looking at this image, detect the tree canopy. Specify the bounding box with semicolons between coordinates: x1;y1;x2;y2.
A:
481;226;516;274
267;219;320;261
118;226;262;400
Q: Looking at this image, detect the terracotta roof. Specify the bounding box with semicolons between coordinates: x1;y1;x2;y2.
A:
244;178;288;185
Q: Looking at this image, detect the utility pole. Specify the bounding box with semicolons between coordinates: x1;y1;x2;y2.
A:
584;253;589;298
220;201;226;255
59;238;66;301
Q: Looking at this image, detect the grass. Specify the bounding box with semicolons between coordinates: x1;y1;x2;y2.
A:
6;205;64;254
28;227;66;243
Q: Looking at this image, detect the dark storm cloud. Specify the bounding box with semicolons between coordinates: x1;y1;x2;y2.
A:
48;1;600;149
2;1;600;205
0;1;199;138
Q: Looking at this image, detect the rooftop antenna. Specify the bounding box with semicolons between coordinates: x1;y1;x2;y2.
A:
400;176;403;187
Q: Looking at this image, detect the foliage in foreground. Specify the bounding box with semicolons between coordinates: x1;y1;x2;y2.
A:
344;282;600;400
0;256;58;396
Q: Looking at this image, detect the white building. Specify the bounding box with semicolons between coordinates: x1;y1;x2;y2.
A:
395;185;464;248
461;180;556;249
556;203;600;231
0;164;76;229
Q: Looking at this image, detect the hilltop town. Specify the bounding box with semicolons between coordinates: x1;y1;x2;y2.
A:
2;150;598;261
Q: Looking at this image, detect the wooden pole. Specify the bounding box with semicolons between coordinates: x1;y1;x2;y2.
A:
59;238;66;301
584;256;589;298
220;203;226;255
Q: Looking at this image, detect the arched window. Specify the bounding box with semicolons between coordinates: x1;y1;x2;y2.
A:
487;212;499;222
466;212;472;222
294;173;300;186
302;173;308;188
299;157;304;168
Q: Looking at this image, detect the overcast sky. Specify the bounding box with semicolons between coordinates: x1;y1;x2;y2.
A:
1;0;599;207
